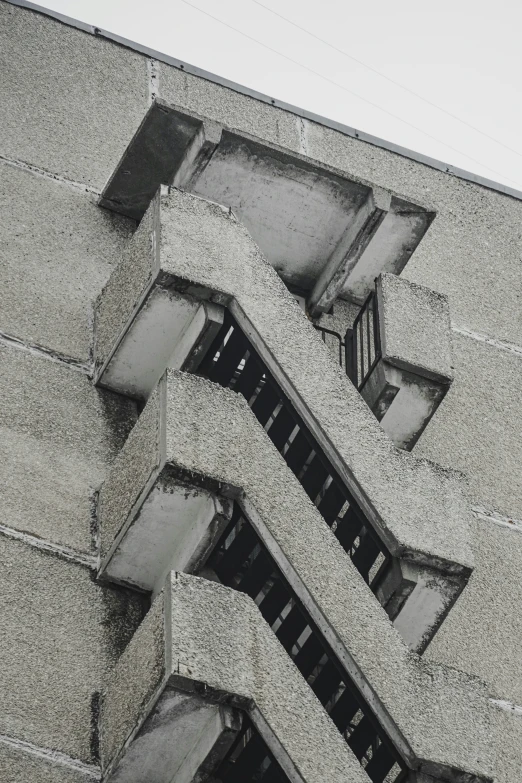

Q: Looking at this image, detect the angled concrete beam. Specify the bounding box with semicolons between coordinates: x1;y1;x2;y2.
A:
98;99;222;221
98;370;493;783
307;187;391;317
341;202;435;304
101;572;368;783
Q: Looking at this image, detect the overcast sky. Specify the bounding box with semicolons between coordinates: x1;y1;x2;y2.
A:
42;0;522;191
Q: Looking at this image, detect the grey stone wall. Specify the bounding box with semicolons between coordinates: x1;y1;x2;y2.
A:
0;0;520;778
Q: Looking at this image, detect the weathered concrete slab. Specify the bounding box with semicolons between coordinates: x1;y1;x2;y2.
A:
426;516;522;706
0;535;145;764
307;187;390;316
101;572;369;783
378;273;453;383
414;331;522;522
99;100;432;300
99;370;493;782
0;3;148;189
0;343;136;555
99;101;217;220
0;161;134;362
95;188;474;584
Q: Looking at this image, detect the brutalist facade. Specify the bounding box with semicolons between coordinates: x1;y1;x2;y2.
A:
1;2;521;782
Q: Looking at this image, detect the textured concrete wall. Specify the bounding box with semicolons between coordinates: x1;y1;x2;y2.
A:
0;2;148;189
1;1;520;779
0;535;145;765
0;5;151;778
0;341;136;556
0;160;134;363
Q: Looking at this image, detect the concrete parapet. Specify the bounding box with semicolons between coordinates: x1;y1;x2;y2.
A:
357;273;453;450
94;188;474;639
98;370;492;782
100;572;367;783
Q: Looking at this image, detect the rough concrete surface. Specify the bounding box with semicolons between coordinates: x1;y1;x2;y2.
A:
103;572;368;783
0;741;98;783
101;593;165;774
491;705;522;783
94;191;158;371
0;2;148;189
160;65;302;154
101;369;492;780
301;120;522;348
98;385;161;564
0;535;145;764
426;517;522;706
379;273;452;382
154;189;474;573
0;342;137;555
414;331;522;521
0;161;135;362
162;372;492;780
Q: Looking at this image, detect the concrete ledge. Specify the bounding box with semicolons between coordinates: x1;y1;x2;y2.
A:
101;572;368;783
94;188;473;586
98;370;492;782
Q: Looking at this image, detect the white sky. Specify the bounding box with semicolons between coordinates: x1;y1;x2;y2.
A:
41;0;522;191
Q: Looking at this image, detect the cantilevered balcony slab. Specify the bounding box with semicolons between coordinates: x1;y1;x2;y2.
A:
99;99;433;302
94;188;473;642
98;369;492;783
101;571;368;783
353;273;454;450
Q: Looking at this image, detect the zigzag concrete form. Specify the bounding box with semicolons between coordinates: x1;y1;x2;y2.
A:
95;187;474;651
97;368;492;783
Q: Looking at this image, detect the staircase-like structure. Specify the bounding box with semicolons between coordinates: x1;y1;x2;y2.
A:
92;101;494;783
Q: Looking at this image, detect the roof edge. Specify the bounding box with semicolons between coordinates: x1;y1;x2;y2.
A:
6;0;522;203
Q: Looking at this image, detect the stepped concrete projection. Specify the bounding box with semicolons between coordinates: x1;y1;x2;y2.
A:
95;188;473;645
101;572;368;783
99;100;433;308
98;369;492;782
360;273;454;450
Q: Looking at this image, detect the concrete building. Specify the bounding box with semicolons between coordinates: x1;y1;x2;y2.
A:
1;1;521;781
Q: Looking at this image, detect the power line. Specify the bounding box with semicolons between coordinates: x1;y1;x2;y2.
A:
252;0;522;162
179;0;521;187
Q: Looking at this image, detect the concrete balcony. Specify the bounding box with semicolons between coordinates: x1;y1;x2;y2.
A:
100;99;433;310
100;571;368;783
347;273;453;450
97;370;492;783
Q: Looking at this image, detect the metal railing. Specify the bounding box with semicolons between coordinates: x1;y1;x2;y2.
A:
314;324;345;368
210;502;407;783
345;288;381;391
